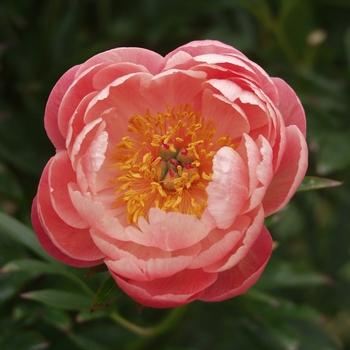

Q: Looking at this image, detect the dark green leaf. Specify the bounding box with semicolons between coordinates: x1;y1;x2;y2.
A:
0;329;49;350
1;258;94;296
68;333;109;350
0;211;54;262
21;289;92;311
297;176;342;192
256;261;332;289
91;276;122;312
42;306;73;332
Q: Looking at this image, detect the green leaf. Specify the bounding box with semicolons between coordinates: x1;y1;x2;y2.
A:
0;211;54;262
42;306;73;332
261;320;300;350
1;258;94;296
256;261;332;289
1;258;67;275
297;176;342;192
68;333;109;350
287;319;342;350
21;289;92;311
315;132;350;174
0;329;49;350
90;276;122;312
243;290;322;322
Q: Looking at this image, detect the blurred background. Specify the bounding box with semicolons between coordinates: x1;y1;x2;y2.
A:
1;0;350;349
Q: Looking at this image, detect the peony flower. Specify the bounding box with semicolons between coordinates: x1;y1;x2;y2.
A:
31;40;308;308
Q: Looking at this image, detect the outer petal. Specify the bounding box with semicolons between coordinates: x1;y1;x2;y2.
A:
199;225;272;301
34;158;104;266
105;256;194;282
31;198;100;267
103;241;200;282
49;151;87;228
272;77;306;137
57;63;109;140
203;205;265;273
44;65;80;149
110;269;218;308
188;215;251;269
76;47;164;76
165;40;245;61
263;125;308;216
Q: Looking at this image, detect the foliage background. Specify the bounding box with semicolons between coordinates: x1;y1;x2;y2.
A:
1;0;350;349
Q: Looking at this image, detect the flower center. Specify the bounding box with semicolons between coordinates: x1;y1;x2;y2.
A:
109;104;234;224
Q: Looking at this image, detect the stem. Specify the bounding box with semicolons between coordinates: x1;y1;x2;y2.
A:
110;311;154;337
110;304;189;338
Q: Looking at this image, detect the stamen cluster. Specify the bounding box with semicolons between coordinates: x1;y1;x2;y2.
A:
109;105;233;224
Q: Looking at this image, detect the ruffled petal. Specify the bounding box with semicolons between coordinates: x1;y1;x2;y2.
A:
31;197;101;267
49;151;87;228
57;63;109;140
203;79;270;134
272;77;306;137
199;225;272;301
123;208;211;251
102;240;200;282
110;268;218;308
188;214;251;269
201;89;249;143
165;40;245;61
44;65;80;149
203;205;265;273
263;125;308;216
206;147;249;229
236;134;274;213
69;186;129;241
35;157;104;265
76;47;164;76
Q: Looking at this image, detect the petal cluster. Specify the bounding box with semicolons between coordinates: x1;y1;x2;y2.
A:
32;40;308;308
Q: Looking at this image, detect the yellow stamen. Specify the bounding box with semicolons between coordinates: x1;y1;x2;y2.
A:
109;104;235;224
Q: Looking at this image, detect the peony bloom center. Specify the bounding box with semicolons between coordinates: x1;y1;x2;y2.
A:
109;104;235;224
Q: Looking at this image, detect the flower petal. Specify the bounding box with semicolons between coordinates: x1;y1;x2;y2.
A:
188;214;251;269
124;208;211;251
44;65;80;149
203;205;265;273
57;63;109;140
206;146;249;229
165;40;245;61
31;197;101;267
110;269;218;308
49;151;87;228
35;157;104;264
272;77;306;136
263;125;308;216
199;225;272;301
76;47;164;77
103;241;200;282
69;186;129;241
201;89;249;143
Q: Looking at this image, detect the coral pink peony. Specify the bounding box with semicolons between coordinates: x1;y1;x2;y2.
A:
32;40;308;308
